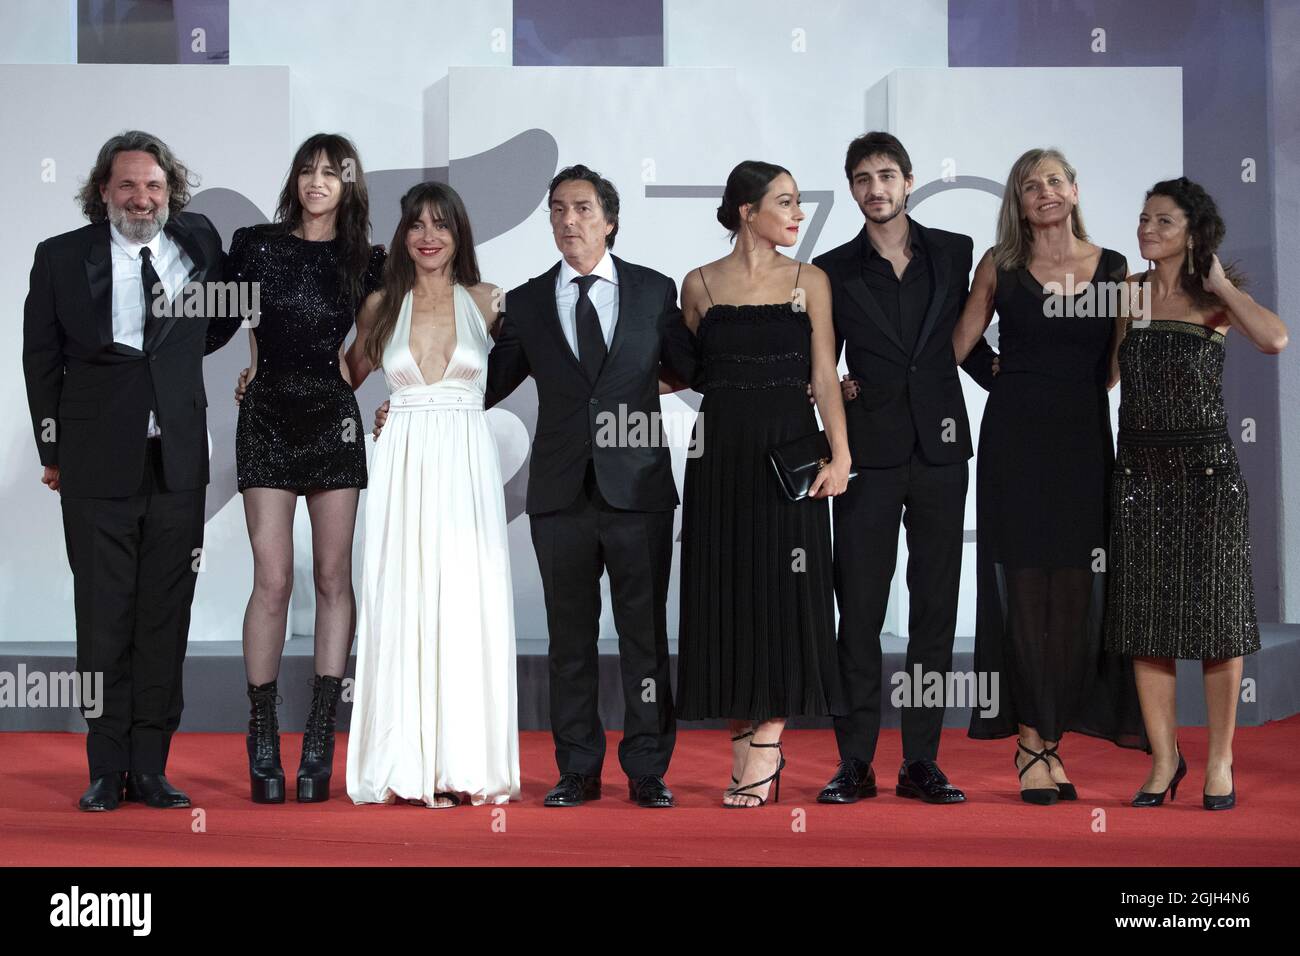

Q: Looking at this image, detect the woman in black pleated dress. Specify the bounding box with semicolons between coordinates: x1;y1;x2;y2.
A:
1107;178;1287;810
955;148;1146;807
676;161;850;808
230;133;385;804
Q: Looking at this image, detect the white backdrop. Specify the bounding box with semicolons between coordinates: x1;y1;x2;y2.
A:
0;63;290;646
869;66;1183;636
1;3;1183;646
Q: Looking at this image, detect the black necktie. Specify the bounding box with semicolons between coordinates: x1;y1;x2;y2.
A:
572;274;606;381
140;246;164;349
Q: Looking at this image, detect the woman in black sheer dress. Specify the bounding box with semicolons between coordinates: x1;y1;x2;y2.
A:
954;148;1145;806
230;134;385;803
676;161;850;807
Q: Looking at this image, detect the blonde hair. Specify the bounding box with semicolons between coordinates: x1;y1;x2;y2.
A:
991;148;1088;271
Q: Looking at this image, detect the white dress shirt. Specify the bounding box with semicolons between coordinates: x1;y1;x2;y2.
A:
555;249;619;358
109;223;194;436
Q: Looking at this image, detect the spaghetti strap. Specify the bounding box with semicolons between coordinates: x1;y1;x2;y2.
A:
698;267;715;306
794;260;802;292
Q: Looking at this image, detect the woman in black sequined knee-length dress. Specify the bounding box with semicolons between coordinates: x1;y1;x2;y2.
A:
230;134;385;804
1108;178;1287;811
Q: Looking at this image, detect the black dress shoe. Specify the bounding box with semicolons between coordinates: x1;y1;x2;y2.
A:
124;772;191;809
817;759;877;803
628;774;674;808
544;772;601;807
896;759;966;804
78;773;126;812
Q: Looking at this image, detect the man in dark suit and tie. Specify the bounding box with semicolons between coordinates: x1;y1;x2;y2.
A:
23;131;243;811
485;165;697;808
812;132;997;805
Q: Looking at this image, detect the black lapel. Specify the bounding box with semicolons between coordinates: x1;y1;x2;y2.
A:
82;222;115;349
600;255;639;378
841;228;906;354
168;213;207;279
143;215;205;352
908;218;950;358
537;261;588;381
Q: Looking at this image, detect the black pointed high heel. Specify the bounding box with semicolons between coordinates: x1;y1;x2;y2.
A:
1042;743;1078;801
1015;741;1059;805
1203;765;1235;811
726;741;785;808
728;728;754;793
1132;751;1187;807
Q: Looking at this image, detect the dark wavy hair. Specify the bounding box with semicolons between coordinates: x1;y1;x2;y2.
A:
273;133;373;306
365;181;482;369
717;160;791;240
843;131;912;182
1146;176;1245;310
547;164;619;248
77;130;197;222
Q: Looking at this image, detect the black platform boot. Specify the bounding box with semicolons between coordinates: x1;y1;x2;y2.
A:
246;680;285;803
297;674;343;803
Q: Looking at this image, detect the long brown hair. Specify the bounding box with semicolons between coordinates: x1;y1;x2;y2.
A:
78;130;196;222
364;182;481;369
992;147;1089;271
273;133;372;305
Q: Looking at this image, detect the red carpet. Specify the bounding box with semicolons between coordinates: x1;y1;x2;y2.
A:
3;721;1298;866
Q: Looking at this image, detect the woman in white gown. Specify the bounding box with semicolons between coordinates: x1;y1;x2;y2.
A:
344;182;519;807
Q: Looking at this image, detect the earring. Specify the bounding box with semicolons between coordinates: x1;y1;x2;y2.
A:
1186;243;1195;275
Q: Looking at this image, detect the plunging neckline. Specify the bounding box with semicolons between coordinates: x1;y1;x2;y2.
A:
404;286;462;386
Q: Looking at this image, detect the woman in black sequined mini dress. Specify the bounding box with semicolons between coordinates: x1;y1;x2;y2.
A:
676;162;851;808
1107;178;1288;810
230;134;385;804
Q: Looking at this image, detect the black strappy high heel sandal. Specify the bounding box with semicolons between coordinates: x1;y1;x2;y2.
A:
1131;751;1187;807
1042;743;1078;801
728;728;755;794
726;741;785;808
1015;741;1060;805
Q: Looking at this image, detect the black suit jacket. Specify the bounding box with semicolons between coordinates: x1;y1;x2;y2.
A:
22;212;242;498
813;217;997;468
485;255;696;515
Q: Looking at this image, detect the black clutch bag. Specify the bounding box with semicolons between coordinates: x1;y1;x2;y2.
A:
768;430;857;502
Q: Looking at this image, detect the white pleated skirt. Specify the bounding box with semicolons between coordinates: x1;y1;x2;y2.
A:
347;388;520;806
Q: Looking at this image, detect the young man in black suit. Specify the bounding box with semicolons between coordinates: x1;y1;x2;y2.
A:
23;131;243;811
812;132;996;805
